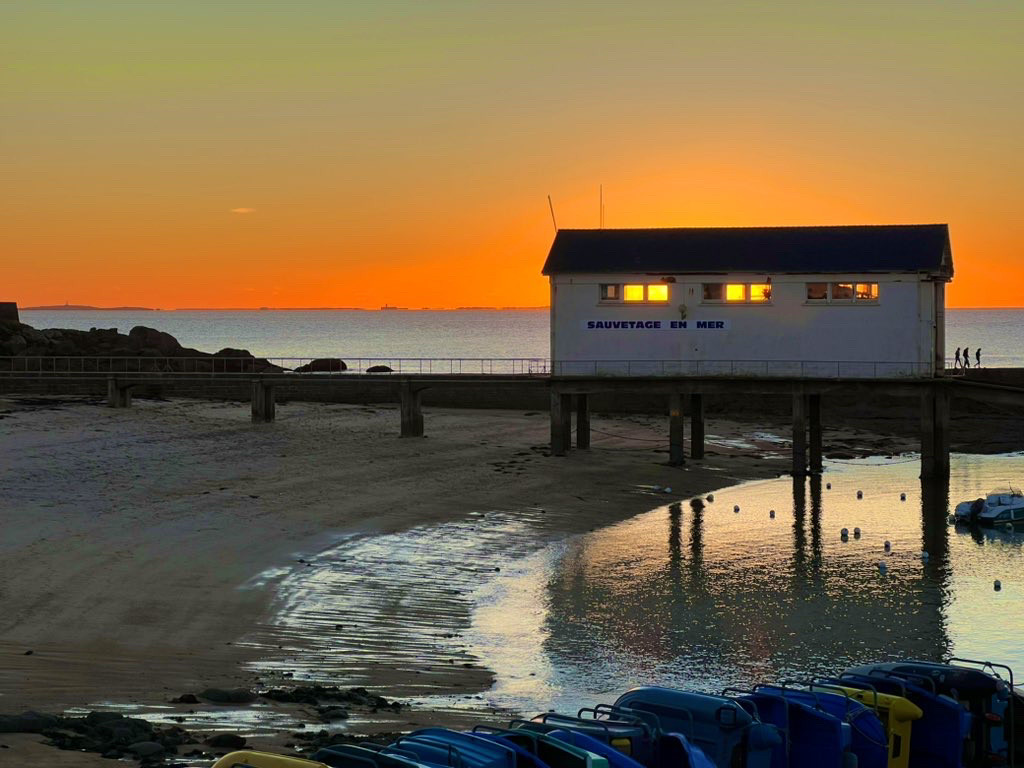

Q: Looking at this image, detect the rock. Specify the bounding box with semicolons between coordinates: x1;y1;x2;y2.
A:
128;326;182;355
293;358;347;373
366;365;393;373
199;687;257;704
126;741;165;758
205;733;246;749
3;334;27;355
317;706;350;721
171;693;200;704
0;711;58;733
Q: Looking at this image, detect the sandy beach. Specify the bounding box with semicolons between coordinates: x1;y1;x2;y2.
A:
0;394;920;762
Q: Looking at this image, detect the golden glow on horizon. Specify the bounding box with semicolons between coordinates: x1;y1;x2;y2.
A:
2;2;1022;309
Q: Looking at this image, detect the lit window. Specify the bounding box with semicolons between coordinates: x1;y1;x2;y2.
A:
856;282;879;301
647;284;669;302
600;284;620;301
624;284;645;302
750;283;772;303
806;282;828;301
726;284;747;302
831;283;854;301
703;284;724;301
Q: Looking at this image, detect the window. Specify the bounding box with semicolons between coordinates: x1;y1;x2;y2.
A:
624;284;645;302
618;283;669;303
703;283;724;301
726;284;747;302
832;283;854;301
703;283;772;304
856;282;879;301
600;284;620;301
647;284;669;302
805;282;879;304
806;282;828;301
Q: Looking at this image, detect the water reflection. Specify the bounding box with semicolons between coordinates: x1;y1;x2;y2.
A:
473;455;1024;714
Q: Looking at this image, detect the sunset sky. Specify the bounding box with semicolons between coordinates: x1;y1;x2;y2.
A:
3;1;1022;308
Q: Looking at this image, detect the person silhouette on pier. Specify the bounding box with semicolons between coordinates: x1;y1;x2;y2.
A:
963;346;971;369
976;347;982;368
954;347;962;370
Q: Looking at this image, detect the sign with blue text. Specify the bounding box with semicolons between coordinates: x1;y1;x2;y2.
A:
582;320;729;331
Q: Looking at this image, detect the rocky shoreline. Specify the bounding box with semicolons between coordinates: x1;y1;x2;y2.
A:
0;685;405;765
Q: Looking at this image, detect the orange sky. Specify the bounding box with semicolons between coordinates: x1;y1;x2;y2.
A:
2;2;1021;309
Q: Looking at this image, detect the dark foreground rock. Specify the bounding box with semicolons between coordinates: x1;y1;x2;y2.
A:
199;687;258;704
366;365;394;373
0;320;283;373
259;685;403;712
1;710;197;764
293;358;347;373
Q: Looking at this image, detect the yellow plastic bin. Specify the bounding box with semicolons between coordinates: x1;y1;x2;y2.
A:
212;751;330;768
831;686;923;768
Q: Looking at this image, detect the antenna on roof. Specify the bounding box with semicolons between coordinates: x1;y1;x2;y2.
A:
599;185;603;229
547;195;558;232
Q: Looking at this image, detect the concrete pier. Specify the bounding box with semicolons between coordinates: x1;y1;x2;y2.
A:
251;380;276;423
808;393;822;474
576;394;590;449
792;394;807;476
106;377;133;408
921;386;951;478
0;302;18;324
399;382;424;437
550;391;572;456
669;394;685;466
689;394;705;459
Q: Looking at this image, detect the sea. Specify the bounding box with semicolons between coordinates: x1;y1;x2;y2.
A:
17;308;1024;367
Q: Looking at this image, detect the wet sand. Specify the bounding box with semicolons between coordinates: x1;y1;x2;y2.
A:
0;395;920;760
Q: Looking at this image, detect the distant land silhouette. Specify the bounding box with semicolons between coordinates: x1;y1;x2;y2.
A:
24;304;156;311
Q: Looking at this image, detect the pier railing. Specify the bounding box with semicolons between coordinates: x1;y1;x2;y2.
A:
0;356;552;377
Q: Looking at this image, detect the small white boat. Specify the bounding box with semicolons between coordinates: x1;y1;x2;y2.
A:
954;486;1024;526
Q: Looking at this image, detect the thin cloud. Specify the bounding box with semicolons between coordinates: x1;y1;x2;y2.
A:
231;207;256;214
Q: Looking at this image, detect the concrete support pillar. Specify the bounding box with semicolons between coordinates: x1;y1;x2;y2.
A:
669;394;685;466
792;394;807;476
251;380;276;423
575;394;590;450
106;377;132;408
550;390;572;456
935;387;951;477
921;388;936;478
689;394;705;460
808;394;823;474
399;382;424;438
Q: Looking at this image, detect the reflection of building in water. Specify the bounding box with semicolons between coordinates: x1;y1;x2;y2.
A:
542;476;952;689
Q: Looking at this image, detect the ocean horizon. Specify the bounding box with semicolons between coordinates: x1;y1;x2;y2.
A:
18;307;1024;368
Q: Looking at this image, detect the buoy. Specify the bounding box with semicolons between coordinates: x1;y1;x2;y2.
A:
854;527;861;538
664;487;672;494
995;580;1002;591
921;551;930;561
884;540;892;552
878;561;888;574
769;510;776;519
857;490;863;499
841;528;849;539
900;493;907;501
707;494;715;502
734;504;740;513
826;482;832;490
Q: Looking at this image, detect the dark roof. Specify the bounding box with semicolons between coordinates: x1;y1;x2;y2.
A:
542;224;952;277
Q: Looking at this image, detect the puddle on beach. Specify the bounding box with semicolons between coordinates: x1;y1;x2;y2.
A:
174;451;1024;734
467;453;1024;716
